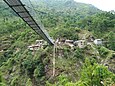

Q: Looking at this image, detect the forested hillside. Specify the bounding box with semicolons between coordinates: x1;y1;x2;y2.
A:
30;0;101;28
0;0;115;86
0;1;15;17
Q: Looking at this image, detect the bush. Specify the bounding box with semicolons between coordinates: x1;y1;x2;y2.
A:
98;47;109;58
21;55;45;78
74;48;84;60
79;58;115;86
0;72;6;86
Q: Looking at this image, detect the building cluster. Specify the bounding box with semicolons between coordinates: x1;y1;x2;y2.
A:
28;36;103;51
28;40;46;51
56;36;103;49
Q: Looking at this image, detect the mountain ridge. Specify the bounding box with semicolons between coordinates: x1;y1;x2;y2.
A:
30;0;101;15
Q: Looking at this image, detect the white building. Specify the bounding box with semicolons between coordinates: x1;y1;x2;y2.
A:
74;40;86;48
28;40;45;51
36;40;44;45
94;39;102;45
65;40;74;44
28;45;40;51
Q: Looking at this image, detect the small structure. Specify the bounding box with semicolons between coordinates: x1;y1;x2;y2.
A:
60;38;66;43
94;39;102;45
28;45;40;51
0;50;4;52
74;40;86;48
65;40;74;49
74;41;79;46
65;40;74;44
36;40;44;45
87;35;95;42
28;40;45;51
57;38;65;45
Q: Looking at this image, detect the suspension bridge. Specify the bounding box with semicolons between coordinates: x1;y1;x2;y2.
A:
3;0;56;77
3;0;54;45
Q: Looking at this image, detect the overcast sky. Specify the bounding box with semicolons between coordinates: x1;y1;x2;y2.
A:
74;0;115;11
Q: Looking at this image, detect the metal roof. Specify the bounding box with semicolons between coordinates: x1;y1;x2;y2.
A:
3;0;54;45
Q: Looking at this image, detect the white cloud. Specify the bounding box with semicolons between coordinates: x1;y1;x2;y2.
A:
74;0;115;11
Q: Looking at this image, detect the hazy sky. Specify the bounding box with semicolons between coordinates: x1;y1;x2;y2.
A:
74;0;115;11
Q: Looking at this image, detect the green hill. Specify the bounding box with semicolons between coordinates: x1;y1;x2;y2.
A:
26;0;101;28
0;1;15;17
31;0;100;14
31;0;101;20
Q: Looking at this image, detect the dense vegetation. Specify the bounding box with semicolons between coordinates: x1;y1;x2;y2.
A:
77;12;115;50
0;0;115;86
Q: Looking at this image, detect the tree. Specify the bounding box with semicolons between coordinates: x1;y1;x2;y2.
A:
0;72;6;86
103;31;115;51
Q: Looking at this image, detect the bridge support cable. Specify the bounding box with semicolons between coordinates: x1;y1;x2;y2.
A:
26;0;53;45
3;0;54;45
53;43;56;77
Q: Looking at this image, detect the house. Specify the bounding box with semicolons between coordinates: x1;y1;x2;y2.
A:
28;45;40;51
36;40;44;45
87;35;95;42
94;39;102;45
0;50;3;52
74;40;86;48
60;38;66;43
57;38;66;45
28;40;45;51
74;41;79;46
65;40;74;44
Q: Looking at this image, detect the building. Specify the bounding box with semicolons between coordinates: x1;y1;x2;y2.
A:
94;39;102;45
28;40;45;51
65;40;74;49
36;40;44;45
74;40;86;48
87;35;95;42
65;40;74;44
28;45;40;51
